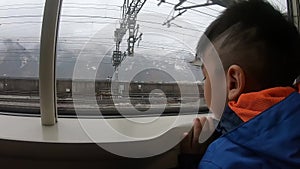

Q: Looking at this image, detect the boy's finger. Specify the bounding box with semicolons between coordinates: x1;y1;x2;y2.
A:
207;117;215;132
192;117;205;144
199;117;207;126
199;116;215;143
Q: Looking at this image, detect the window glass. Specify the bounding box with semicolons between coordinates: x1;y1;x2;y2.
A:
0;0;288;116
57;0;226;117
0;0;44;114
269;0;287;13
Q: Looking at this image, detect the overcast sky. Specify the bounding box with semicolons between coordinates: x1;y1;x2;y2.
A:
0;0;287;53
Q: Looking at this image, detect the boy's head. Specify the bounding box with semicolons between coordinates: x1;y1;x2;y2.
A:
197;0;300;106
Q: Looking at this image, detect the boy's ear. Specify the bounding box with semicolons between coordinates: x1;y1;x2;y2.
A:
226;65;246;101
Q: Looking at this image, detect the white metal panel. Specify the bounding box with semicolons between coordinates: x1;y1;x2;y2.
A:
0;114;201;143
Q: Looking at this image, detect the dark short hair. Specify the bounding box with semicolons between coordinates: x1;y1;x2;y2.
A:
197;0;300;89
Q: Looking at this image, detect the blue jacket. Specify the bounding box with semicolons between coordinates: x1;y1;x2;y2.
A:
199;92;300;169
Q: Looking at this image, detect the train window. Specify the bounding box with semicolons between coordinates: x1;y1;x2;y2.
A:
56;0;288;118
0;0;287;118
55;0;287;118
0;0;45;115
270;0;287;13
56;0;226;117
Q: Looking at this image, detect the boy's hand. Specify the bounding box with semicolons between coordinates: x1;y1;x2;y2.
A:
180;117;216;155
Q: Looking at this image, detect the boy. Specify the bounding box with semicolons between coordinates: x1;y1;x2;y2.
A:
180;0;300;169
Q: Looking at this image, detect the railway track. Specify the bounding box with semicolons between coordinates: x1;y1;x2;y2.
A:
0;94;207;117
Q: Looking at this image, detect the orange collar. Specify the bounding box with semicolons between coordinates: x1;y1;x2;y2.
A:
228;87;295;122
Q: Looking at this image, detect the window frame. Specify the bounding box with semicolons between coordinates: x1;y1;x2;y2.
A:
39;0;62;125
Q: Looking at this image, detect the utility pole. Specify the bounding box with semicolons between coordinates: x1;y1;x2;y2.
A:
112;0;146;96
112;0;146;70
